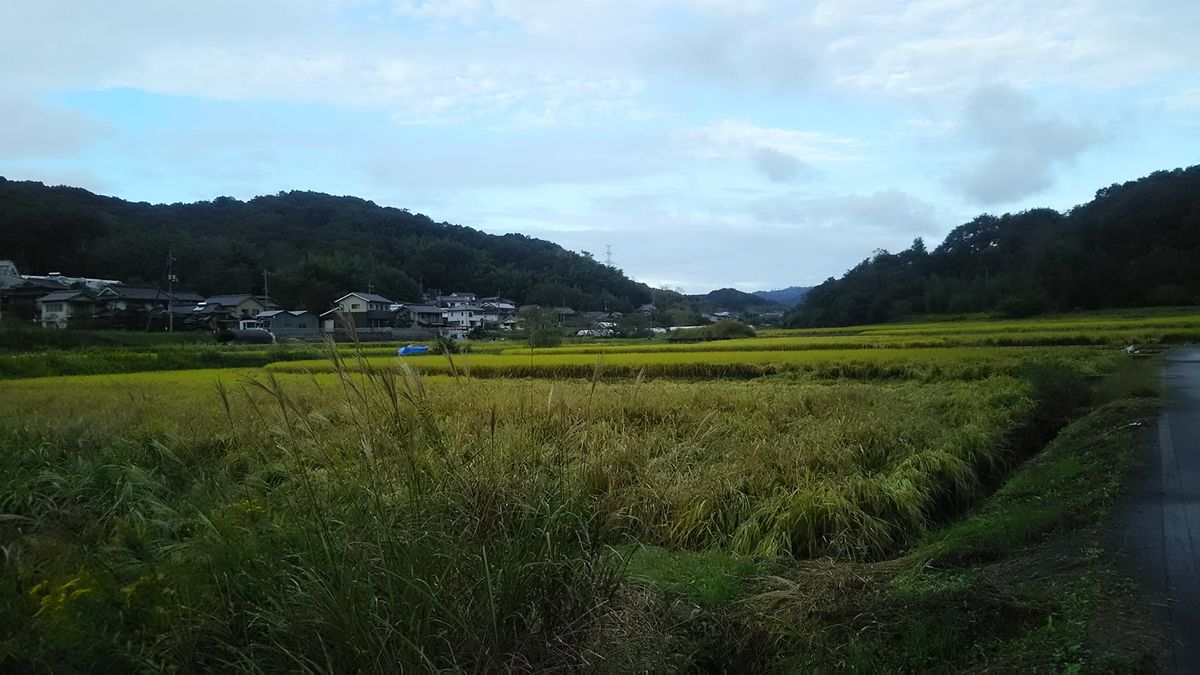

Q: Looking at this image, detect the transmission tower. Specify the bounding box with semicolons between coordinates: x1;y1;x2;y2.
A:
604;244;614;267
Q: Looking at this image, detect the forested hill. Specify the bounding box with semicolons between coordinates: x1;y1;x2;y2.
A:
753;286;811;307
788;166;1200;327
0;179;651;312
686;287;783;312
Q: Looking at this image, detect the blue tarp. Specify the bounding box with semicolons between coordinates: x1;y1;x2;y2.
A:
397;344;430;356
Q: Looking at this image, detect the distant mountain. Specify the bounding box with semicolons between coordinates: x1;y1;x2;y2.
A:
788;165;1200;327
0;178;652;312
687;287;784;312
753;286;812;307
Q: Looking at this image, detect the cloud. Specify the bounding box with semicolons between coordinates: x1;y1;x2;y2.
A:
750;188;939;235
0;97;109;160
643;15;819;94
813;0;1200;98
1161;87;1200;110
3;0;1196;127
947;84;1101;204
679;119;860;180
0;1;654;129
752;148;810;182
505;203;941;293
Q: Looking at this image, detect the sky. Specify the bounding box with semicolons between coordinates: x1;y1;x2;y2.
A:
1;1;1197;293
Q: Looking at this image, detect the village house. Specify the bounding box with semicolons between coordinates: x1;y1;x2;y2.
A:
0;260;19;319
321;292;397;332
444;304;486;334
184;295;276;331
476;306;498;325
23;271;120;291
437;292;476;307
256;310;320;338
95;286;202;313
478;296;517;313
94;286;205;330
394;303;446;328
0;260;21;290
197;294;268;319
3;277;67;321
36;290;96;329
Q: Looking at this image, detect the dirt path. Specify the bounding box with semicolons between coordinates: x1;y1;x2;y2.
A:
1114;347;1200;672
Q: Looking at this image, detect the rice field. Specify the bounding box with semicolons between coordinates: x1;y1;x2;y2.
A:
0;369;1033;558
267;344;1122;382
0;308;1190;670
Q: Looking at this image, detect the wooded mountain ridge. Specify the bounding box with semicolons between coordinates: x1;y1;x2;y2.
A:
0;179;653;312
788;166;1200;327
752;286;811;308
686;287;784;312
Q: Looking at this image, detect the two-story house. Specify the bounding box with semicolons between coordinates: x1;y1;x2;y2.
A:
321;292;398;332
197;294;268;319
395;303;446;327
437;292;477;308
483;297;518;330
443;304;488;338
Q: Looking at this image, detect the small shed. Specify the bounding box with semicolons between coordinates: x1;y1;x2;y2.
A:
257;310;320;338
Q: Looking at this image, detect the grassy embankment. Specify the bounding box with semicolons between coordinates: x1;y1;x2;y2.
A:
615;356;1164;671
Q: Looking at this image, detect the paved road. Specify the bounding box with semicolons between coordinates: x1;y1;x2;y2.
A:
1115;347;1200;672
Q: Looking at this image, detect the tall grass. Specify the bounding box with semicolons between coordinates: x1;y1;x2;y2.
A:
0;348;619;671
2;360;1038;563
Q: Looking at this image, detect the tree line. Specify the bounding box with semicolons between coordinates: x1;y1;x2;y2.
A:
788;166;1200;327
0;181;652;312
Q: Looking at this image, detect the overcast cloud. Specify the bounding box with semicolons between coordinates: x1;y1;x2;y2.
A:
0;0;1197;291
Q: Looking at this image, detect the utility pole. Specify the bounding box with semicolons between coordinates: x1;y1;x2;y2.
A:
166;250;177;333
262;269;270;309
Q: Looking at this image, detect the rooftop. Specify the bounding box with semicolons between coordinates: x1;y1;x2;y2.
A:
203;294;261;306
38;290;91;302
397;303;445;314
339;292;395;304
101;286;196;302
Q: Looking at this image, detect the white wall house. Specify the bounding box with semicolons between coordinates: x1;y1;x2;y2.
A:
437;292;476;307
445;305;486;330
322;292;398;332
333;292;394;314
36;290;95;328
